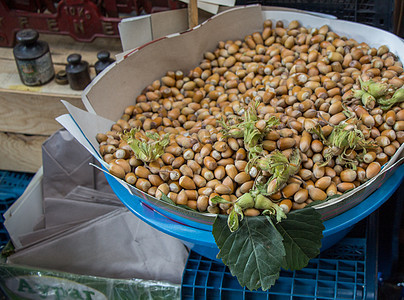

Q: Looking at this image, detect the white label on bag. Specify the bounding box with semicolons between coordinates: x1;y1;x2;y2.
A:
5;276;107;300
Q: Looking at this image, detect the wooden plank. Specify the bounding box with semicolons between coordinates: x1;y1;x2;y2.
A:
0;35;120;136
0;35;122;94
188;0;199;28
0;35;123;66
0;35;122;172
0;132;47;173
0;62;83;96
0;88;84;135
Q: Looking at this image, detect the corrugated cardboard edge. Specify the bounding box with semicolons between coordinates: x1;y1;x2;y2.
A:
118;9;190;53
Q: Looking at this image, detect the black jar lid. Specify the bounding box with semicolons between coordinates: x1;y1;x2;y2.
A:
67;53;82;65
97;50;111;62
16;29;39;45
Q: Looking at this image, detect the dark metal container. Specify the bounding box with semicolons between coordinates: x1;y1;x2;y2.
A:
94;50;115;75
65;53;92;90
13;29;55;86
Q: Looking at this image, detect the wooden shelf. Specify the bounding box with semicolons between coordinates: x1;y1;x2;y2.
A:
0;34;122;172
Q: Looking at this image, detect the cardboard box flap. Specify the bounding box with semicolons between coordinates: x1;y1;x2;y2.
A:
150;9;189;42
119;9;190;53
83;5;263;122
119;15;153;52
56;101;114;168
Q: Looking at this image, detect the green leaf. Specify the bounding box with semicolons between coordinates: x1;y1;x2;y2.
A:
274;207;324;271
210;195;232;205
213;215;285;291
160;192;176;205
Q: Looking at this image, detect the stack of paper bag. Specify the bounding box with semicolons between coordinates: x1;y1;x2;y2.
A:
5;129;188;284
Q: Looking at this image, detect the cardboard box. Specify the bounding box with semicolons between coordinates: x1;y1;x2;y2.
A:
58;5;404;225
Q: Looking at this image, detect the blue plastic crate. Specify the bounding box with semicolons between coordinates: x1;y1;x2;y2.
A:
0;171;33;246
181;214;378;299
0;171;33;201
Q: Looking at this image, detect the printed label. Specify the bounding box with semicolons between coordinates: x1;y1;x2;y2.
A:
5;275;107;300
16;52;54;86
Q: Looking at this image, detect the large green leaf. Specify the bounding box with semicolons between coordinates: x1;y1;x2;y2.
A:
275;207;324;271
212;215;285;291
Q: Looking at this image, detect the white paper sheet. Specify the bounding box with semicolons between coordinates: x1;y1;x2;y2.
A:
178;0;219;14
199;0;235;7
56;101;114;169
118;15;153;52
3;168;44;249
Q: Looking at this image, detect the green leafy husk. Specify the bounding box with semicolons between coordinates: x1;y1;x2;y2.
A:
367;81;390;98
236;193;255;210
210;195;233;205
253;149;301;195
219;99;279;160
351;88;376;109
353;77;404;110
211;195;242;232
261;201;287;223
210;194;254;232
249;178;269;198
351;78;397;109
377;88;404;111
352;89;365;99
358;77;371;92
121;128;169;163
254;194;274;210
361;92;376;109
359;77;390;98
310;122;376;168
212;207;324;291
227;208;241;233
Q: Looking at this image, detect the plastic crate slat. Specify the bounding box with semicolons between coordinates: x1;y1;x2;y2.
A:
182;236;373;299
0;171;33;246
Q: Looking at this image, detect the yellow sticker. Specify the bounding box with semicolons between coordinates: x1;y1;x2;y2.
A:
7;85;42;92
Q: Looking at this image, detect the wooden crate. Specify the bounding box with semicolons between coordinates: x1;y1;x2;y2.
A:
0;35;122;172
